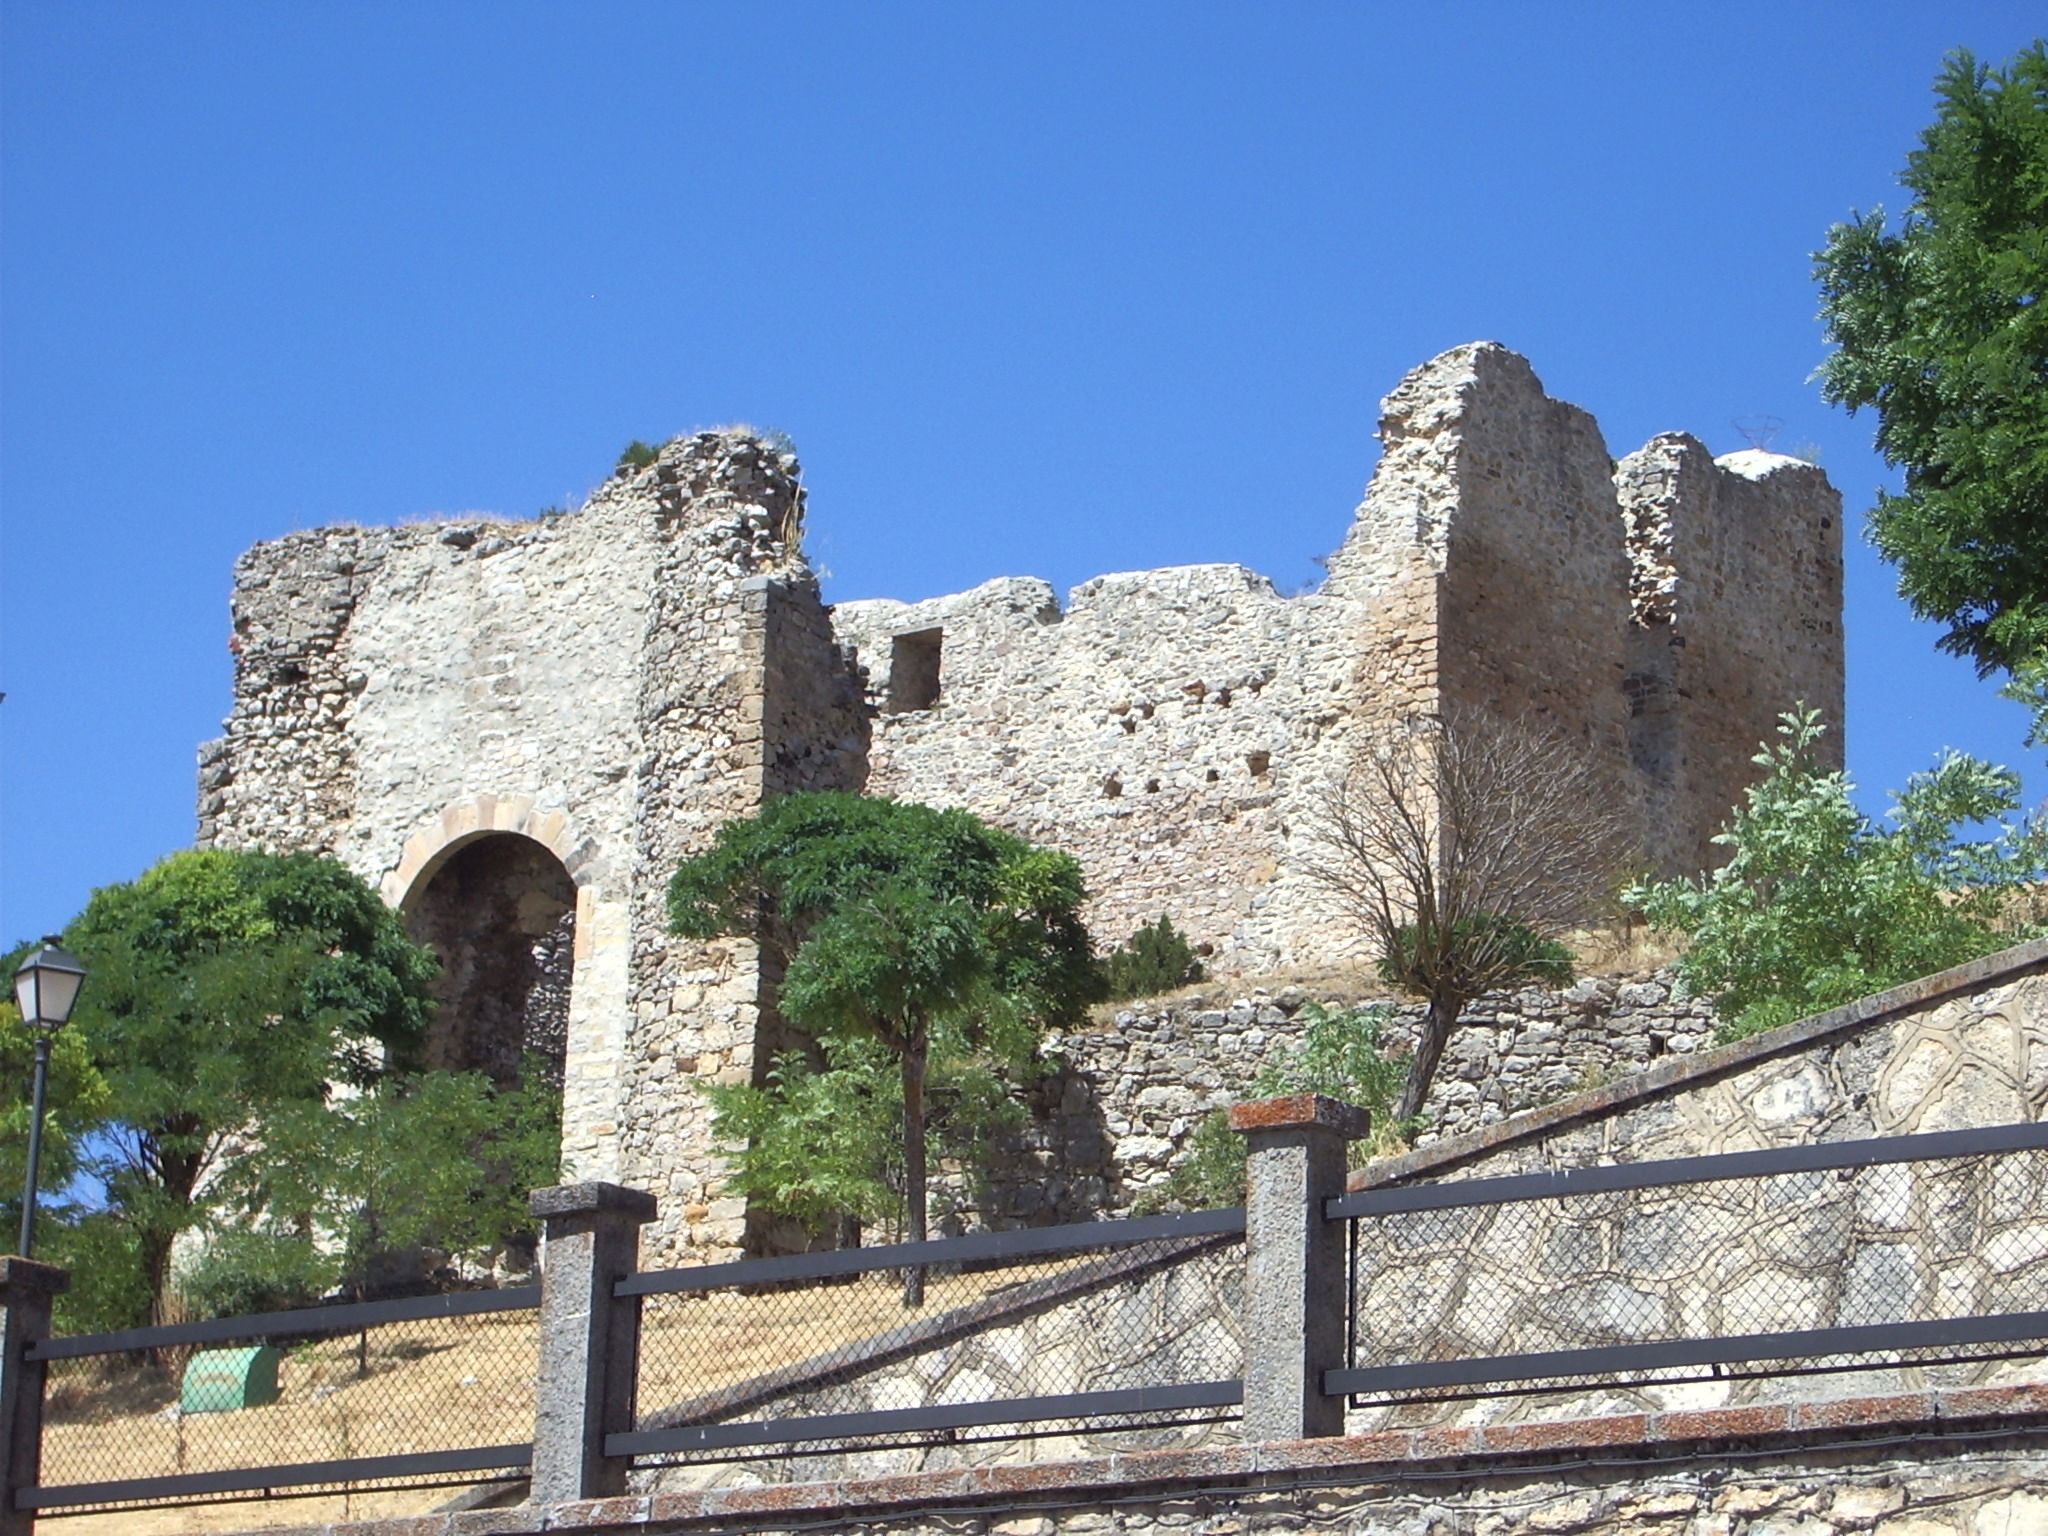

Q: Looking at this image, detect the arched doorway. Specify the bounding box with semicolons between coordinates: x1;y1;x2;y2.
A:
403;833;576;1094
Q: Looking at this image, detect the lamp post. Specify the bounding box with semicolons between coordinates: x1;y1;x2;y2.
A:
13;938;85;1259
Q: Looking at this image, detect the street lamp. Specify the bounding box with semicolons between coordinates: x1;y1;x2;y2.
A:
14;937;86;1258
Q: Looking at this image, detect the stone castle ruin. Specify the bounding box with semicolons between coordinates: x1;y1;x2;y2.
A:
195;342;1844;1259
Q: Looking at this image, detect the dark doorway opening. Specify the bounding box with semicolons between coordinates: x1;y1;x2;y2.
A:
405;834;575;1094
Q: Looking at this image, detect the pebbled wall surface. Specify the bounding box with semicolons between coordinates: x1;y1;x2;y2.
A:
836;343;1842;971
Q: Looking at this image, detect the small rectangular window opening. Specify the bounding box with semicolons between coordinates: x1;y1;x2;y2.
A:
887;628;944;713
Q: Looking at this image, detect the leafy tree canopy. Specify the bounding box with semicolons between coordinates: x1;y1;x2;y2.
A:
701;1028;1023;1238
1815;43;2048;687
0;955;112;1234
1625;708;2048;1040
56;849;443;1318
669;791;1100;1036
670;792;1098;1290
200;1063;562;1311
9;850;559;1328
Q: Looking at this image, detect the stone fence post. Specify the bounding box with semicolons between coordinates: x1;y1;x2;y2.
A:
1229;1093;1369;1443
0;1257;68;1536
529;1182;656;1504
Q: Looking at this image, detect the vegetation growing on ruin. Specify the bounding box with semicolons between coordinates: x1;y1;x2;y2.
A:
1098;915;1206;1002
669;792;1100;1299
1626;708;2048;1042
616;438;665;472
1133;1002;1412;1214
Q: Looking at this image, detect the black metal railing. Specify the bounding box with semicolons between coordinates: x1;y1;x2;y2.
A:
26;1285;539;1514
1327;1122;2048;1406
614;1207;1246;1466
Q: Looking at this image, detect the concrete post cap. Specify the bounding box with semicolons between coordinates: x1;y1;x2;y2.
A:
1227;1093;1372;1139
529;1182;658;1222
0;1256;71;1296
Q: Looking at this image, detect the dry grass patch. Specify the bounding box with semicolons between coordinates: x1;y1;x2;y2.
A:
635;1256;1093;1412
1561;920;1685;977
38;1257;1085;1535
1081;931;1687;1031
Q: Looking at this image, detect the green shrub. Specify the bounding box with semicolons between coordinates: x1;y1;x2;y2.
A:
1625;708;2048;1042
1133;1109;1243;1215
1134;1002;1413;1213
1376;915;1574;994
44;1213;152;1335
177;1229;330;1320
1099;917;1205;1001
616;439;663;473
704;1029;1029;1241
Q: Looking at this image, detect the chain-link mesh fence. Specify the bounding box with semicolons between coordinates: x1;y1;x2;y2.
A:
628;1222;1245;1470
1345;1141;2048;1412
35;1291;537;1517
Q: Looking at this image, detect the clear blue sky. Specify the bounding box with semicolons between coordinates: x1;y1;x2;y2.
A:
2;2;2042;944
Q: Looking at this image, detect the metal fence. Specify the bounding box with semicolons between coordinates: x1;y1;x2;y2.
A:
1328;1122;2048;1409
25;1286;539;1516
614;1208;1246;1468
16;1114;2042;1523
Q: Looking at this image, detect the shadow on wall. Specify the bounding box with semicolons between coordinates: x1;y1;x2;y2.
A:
405;832;575;1093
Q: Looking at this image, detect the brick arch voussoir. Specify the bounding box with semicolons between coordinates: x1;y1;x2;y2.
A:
381;794;590;912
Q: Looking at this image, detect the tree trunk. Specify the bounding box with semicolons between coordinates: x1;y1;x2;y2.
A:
141;1225;179;1329
900;1031;929;1308
1394;995;1463;1125
146;1135;204;1328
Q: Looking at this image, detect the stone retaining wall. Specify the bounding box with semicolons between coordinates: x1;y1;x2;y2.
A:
227;1383;2048;1535
642;1237;1246;1495
1331;939;2048;1437
655;942;2048;1490
981;970;1716;1225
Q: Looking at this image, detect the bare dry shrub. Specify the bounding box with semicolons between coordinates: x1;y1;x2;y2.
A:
1299;705;1636;1118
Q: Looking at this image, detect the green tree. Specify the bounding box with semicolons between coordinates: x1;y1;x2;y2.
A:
0;954;112;1240
701;1028;1023;1240
1625;708;2048;1040
1815;43;2048;713
668;792;1099;1299
207;1063;562;1309
61;848;441;1320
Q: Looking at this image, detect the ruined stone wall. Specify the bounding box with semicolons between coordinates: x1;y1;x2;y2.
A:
1619;436;1845;873
204;479;673;1200
1333;344;1635;777
201;343;1848;1256
199;432;856;1262
625;516;873;1254
832;344;1846;975
980;972;1718;1225
200;528;383;854
832;569;1363;971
